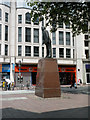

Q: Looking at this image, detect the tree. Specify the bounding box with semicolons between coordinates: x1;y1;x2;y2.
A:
26;1;90;36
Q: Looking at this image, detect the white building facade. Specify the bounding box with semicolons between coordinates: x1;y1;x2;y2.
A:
0;1;90;86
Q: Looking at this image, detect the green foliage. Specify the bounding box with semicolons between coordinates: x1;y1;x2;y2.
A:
26;1;90;36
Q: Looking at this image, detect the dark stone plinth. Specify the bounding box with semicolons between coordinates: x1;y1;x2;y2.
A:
35;58;61;98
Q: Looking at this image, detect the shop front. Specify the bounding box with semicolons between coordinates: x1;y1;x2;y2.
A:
2;64;10;80
15;65;37;86
86;64;90;84
58;66;76;85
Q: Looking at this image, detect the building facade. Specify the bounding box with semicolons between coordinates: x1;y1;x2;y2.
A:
0;1;90;86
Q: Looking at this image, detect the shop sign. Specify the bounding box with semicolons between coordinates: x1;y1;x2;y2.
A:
2;64;10;72
15;66;37;72
0;64;2;72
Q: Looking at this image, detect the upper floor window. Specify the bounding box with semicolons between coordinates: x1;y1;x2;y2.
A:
5;44;8;56
59;48;64;58
66;49;71;58
42;47;44;57
85;41;89;47
52;32;56;45
0;24;1;40
18;27;22;42
58;21;63;28
18;15;22;24
0;9;2;20
0;44;1;55
34;29;39;43
85;50;89;59
18;45;22;56
66;32;70;45
65;23;70;29
59;31;64;45
5;12;8;22
53;48;56;58
25;12;31;24
34;46;39;57
25;27;31;42
25;46;31;56
85;35;88;39
34;17;39;25
5;25;8;41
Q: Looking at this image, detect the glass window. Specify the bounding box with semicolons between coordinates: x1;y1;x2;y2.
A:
85;50;89;59
25;12;31;24
18;46;22;56
18;27;22;42
73;36;74;46
66;49;71;58
0;9;2;20
42;18;44;26
58;21;63;28
59;48;64;58
85;41;89;47
5;44;8;56
0;44;1;55
66;32;70;45
65;23;70;29
34;29;39;43
87;74;90;83
85;35;88;39
5;12;8;22
5;25;8;41
34;17;39;25
34;46;39;57
59;31;64;45
52;32;56;45
73;49;75;59
25;27;31;42
53;48;56;58
25;46;31;56
42;47;44;57
18;15;22;24
0;24;1;40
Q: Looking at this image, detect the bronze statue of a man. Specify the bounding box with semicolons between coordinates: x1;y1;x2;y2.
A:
42;27;52;58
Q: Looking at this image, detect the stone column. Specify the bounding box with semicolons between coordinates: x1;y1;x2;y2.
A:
10;1;16;83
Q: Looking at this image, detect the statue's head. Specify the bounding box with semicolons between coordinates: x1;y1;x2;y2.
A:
41;26;46;31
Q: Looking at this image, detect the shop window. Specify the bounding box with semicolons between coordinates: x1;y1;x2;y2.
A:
53;48;56;58
18;15;22;24
0;24;1;40
84;41;89;47
5;12;8;22
85;50;89;59
59;48;64;58
42;47;44;57
25;12;31;24
18;27;22;42
34;29;39;43
5;44;8;56
52;32;56;45
66;49;71;58
18;46;22;56
59;31;64;45
66;32;70;45
25;46;31;56
25;27;31;42
34;46;39;57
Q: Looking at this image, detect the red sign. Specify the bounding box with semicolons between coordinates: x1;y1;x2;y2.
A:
15;66;37;72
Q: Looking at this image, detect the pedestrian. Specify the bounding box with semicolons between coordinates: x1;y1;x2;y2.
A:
26;81;29;90
70;78;77;89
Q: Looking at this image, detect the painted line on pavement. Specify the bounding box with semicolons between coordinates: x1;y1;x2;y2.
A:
0;97;28;101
